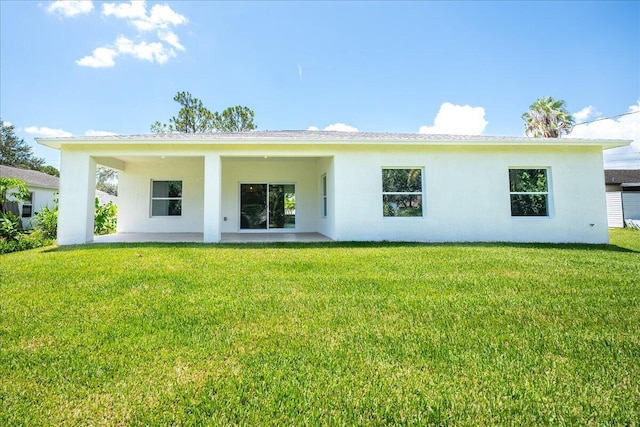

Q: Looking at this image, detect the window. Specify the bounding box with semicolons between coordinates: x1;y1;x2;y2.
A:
321;174;327;217
21;193;33;218
382;168;423;217
509;169;549;217
151;180;182;216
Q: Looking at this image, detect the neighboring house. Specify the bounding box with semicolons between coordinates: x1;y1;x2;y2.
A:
0;164;59;228
37;131;628;245
604;169;640;228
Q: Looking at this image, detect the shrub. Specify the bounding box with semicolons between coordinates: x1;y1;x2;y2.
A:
94;198;117;235
0;212;22;242
0;230;54;254
34;204;58;240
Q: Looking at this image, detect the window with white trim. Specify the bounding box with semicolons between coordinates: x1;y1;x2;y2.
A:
321;174;327;218
151;180;182;216
509;168;549;217
382;168;423;217
21;192;34;218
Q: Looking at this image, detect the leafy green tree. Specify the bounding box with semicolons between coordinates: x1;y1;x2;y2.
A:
213;106;256;132
1;119;45;169
522;97;575;138
96;167;118;196
39;165;60;177
0;177;30;215
151;92;256;134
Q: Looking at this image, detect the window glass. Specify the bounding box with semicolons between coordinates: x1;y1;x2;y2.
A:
151;180;182;216
509;169;549;216
382;168;423;217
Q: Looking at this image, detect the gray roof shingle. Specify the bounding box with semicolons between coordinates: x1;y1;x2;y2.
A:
0;165;60;189
604;169;640;185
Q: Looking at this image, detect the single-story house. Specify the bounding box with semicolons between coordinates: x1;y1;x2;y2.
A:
0;164;59;228
1;164;118;229
36;131;628;245
604;169;640;227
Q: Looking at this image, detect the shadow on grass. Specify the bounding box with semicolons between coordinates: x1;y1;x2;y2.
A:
42;240;640;254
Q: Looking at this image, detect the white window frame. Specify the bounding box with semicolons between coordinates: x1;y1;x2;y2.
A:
508;168;551;218
381;167;424;218
321;174;327;218
150;180;183;217
21;192;34;218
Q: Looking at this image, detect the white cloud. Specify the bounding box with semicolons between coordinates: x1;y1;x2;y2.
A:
76;47;118;68
25;126;73;138
568;102;640;147
102;1;187;31
3;121;12;128
573;105;600;123
102;0;147;20
568;102;640;169
307;126;319;131
158;30;185;51
72;1;187;67
133;3;188;31
419;102;488;135
323;123;358;132
116;36;174;63
47;1;94;17
85;130;117;136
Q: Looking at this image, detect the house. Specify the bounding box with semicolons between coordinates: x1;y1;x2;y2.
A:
0;164;118;229
36;131;628;245
604;169;640;227
0;164;59;228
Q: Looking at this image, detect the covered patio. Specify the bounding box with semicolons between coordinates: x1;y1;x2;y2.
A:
93;232;333;244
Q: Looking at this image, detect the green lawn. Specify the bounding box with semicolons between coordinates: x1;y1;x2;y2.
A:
1;230;639;426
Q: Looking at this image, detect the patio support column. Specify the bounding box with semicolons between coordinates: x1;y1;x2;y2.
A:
58;151;96;245
203;153;221;242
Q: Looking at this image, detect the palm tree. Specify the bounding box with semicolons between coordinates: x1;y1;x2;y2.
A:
522;96;575;138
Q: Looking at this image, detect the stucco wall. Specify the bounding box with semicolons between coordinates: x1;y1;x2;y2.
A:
118;157;204;233
51;141;610;244
332;145;608;243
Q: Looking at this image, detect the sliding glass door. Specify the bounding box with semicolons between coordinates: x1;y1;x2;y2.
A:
240;183;295;230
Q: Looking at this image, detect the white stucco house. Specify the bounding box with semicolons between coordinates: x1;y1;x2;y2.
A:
36;131;627;245
0;164;59;229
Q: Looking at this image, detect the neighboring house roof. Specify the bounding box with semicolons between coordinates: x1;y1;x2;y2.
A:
0;164;59;189
605;169;640;186
36;130;630;149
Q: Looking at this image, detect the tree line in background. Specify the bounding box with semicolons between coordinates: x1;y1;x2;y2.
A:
1;120;59;177
151;91;256;134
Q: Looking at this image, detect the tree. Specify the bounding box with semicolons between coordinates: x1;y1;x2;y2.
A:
0;177;30;215
1;119;45;169
213;106;256;132
39;165;60;177
96;167;118;196
522;97;575;138
151;92;256;134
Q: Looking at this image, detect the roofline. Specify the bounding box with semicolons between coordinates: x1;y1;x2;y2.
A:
35;131;631;150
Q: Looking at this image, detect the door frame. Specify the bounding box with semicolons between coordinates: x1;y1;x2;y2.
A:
238;181;297;232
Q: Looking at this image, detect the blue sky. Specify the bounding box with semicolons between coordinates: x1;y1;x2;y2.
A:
1;1;638;169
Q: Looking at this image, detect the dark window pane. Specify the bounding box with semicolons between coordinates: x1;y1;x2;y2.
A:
152;181;182;198
152;200;182;216
382;169;422;193
240;184;267;229
21;205;32;218
509;169;547;193
383;195;422;217
510;194;548;216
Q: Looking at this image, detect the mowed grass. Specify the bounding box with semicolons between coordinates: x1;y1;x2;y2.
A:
1;230;639;426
